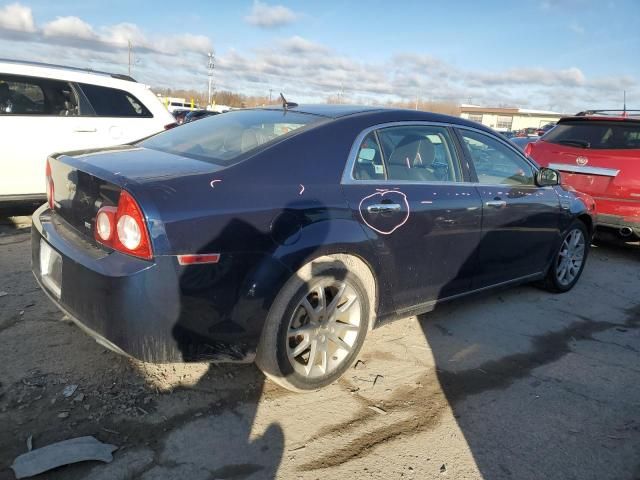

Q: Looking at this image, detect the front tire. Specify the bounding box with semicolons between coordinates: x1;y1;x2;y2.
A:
256;257;371;392
542;220;589;293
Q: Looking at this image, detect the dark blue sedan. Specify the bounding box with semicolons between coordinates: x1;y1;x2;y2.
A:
32;105;594;391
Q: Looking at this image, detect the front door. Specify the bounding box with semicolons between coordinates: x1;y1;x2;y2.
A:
341;123;483;312
456;128;561;287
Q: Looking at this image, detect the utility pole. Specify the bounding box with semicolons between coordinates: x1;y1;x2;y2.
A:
269;89;273;103
128;40;132;76
207;52;215;108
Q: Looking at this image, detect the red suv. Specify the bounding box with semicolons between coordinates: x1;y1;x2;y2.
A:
527;110;640;239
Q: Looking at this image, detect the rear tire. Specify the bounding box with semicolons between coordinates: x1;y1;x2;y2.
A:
542;220;589;293
255;256;372;392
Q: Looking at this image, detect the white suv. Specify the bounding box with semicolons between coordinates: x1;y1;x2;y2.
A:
0;59;176;203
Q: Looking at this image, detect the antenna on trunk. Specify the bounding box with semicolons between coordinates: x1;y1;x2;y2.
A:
280;93;298;111
623;90;627;117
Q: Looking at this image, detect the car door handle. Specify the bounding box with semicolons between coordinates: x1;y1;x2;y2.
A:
485;200;507;208
73;128;97;133
367;203;402;214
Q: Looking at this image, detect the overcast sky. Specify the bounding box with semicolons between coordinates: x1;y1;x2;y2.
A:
0;0;638;112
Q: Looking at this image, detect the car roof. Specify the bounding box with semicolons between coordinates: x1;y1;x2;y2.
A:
563;110;640;123
253;104;493;130
258;104;386;118
0;58;139;86
559;115;640;124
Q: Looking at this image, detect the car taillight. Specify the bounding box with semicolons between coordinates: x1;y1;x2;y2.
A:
94;190;153;260
524;142;533;156
45;159;55;210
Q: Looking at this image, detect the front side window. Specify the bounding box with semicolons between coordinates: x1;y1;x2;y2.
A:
460;129;534;185
0;75;78;116
80;83;152;117
543;120;640;149
140;109;325;166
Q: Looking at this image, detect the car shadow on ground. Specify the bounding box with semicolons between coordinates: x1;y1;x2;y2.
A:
418;238;640;479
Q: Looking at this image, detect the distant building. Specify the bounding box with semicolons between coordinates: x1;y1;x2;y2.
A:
460;104;566;132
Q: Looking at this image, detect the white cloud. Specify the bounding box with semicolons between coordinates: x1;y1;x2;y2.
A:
244;1;299;28
43;16;97;40
0;2;36;33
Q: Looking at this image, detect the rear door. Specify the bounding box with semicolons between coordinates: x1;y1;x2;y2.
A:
77;83;165;144
341;123;483;312
456;127;561;287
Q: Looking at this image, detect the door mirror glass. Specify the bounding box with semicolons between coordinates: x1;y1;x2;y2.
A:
536;167;560;186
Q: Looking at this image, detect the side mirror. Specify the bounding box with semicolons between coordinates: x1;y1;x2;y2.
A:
535;167;560;186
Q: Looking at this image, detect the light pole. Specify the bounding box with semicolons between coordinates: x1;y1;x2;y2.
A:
207;52;215;108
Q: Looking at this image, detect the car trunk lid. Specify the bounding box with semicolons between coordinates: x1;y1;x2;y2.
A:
48;146;221;240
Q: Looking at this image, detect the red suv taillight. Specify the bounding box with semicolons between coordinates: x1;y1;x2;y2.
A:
94;190;153;260
45;159;55;210
524;142;533;156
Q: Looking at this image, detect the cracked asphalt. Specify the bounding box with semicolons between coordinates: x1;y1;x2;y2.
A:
1;211;639;480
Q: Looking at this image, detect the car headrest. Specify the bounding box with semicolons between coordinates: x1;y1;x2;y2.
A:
387;135;424;167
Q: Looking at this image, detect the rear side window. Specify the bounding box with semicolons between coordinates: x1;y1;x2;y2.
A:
140;109;325;166
544;120;640;149
80;83;152;117
0;74;78;116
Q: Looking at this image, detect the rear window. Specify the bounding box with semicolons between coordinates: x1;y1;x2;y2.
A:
139;109;325;166
544;120;640;149
80;83;152;117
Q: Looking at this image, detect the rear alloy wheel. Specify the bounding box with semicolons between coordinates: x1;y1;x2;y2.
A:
256;259;371;392
286;281;361;379
543;221;589;292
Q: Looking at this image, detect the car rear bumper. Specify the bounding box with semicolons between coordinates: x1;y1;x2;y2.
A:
593;197;640;234
596;213;640;234
31;205;258;363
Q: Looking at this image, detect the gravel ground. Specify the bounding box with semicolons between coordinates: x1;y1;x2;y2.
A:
1;210;639;480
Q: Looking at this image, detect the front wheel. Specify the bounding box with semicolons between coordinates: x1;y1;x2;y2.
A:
542;221;590;293
255;258;371;392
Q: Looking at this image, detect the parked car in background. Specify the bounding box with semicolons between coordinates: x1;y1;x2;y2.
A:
516;127;539;137
0;59;176;204
536;122;556;137
500;130;517;139
526;110;640;239
510;136;538;151
184;109;219;123
173;109;190;125
166;100;201;113
32;105;593;392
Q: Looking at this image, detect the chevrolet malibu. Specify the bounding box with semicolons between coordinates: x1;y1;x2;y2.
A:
32;105;594;392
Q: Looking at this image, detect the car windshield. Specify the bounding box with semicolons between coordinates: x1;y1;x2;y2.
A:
140;109;325;166
544;120;640;150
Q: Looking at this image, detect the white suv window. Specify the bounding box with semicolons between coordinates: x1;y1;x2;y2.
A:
79;83;152;118
0;75;78;116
